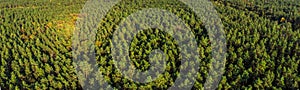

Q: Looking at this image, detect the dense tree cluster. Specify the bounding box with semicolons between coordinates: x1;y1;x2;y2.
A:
0;0;85;89
0;0;299;89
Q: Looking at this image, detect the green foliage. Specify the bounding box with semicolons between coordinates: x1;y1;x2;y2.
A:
0;0;299;89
